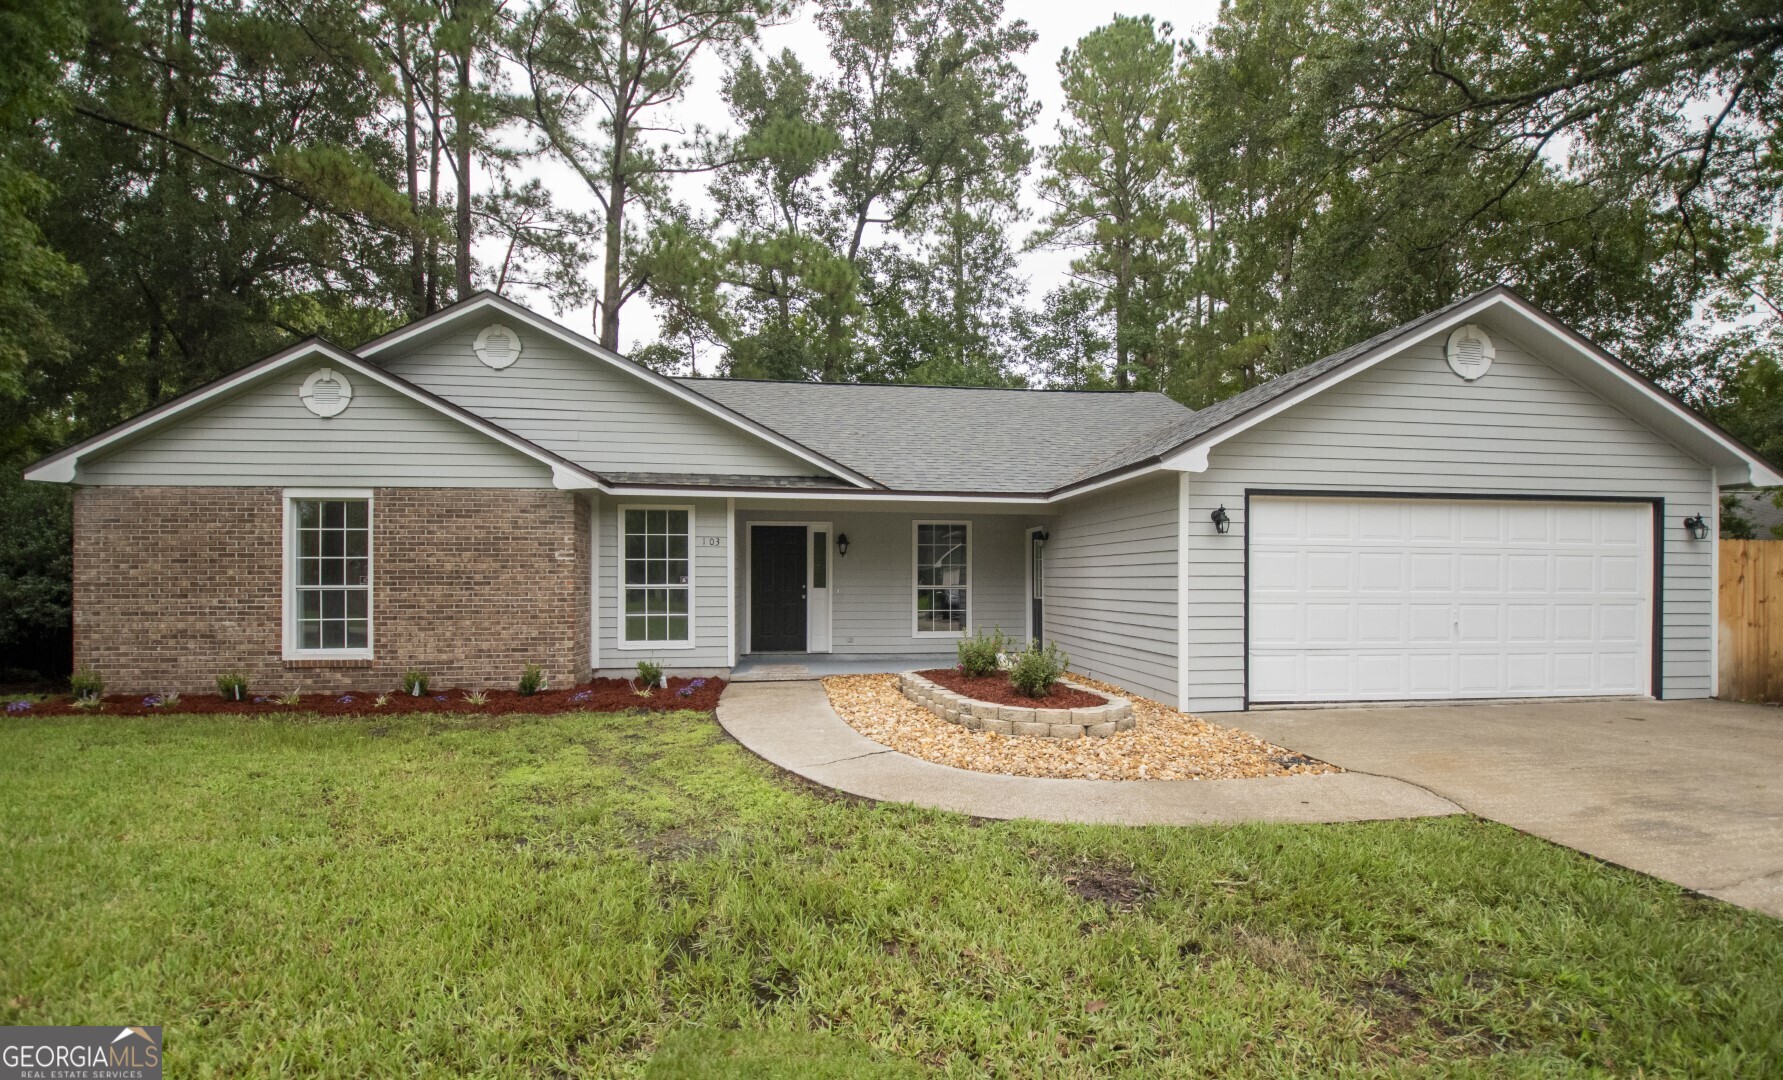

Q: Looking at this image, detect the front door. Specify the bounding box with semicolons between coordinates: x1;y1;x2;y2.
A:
751;526;808;652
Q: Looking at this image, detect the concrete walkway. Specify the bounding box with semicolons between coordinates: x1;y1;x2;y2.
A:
1230;699;1783;918
716;681;1459;826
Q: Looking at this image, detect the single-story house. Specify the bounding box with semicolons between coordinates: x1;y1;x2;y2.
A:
26;284;1779;710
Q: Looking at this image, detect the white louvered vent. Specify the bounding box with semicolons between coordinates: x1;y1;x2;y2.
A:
299;367;353;417
474;323;522;369
1445;324;1495;381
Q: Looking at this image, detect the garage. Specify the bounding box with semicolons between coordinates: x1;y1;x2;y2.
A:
1247;495;1653;704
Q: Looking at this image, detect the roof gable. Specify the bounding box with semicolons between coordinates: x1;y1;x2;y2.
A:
1067;286;1780;490
359;292;878;488
25;340;601;490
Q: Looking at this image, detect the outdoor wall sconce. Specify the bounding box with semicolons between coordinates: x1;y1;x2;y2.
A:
836;533;850;557
1211;505;1231;534
1682;514;1708;541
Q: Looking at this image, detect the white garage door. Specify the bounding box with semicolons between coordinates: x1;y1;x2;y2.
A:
1248;497;1651;703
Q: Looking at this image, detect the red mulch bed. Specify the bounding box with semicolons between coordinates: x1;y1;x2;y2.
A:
916;669;1107;709
9;676;724;718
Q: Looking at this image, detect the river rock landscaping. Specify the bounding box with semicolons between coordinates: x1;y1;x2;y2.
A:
824;672;1339;781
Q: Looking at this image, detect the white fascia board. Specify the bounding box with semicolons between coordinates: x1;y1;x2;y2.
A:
23;338;608;491
358;293;881;490
602;483;1051;504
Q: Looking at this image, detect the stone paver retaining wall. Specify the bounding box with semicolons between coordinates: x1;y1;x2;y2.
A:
898;671;1135;739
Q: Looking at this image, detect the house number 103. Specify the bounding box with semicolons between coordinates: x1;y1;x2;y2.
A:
700;536;723;547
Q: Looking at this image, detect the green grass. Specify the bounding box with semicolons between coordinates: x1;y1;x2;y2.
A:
2;710;1779;1078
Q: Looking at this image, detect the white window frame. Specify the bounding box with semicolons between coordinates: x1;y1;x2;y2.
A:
616;503;697;651
912;519;972;638
282;488;374;660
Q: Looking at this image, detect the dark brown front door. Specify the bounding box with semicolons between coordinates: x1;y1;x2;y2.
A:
751;526;807;652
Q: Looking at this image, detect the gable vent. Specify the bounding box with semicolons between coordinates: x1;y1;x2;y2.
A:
475;323;522;369
299;367;353;417
1445;324;1495;381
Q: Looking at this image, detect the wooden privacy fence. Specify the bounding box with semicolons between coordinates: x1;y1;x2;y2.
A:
1719;540;1783;703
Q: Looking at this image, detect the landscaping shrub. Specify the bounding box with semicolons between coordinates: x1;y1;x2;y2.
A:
955;627;1006;677
69;666;102;701
402;668;430;696
1008;640;1068;698
216;671;250;701
635;660;664;695
517;663;546;696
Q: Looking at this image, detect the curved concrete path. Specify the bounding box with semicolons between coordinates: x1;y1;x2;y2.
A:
717;681;1459;825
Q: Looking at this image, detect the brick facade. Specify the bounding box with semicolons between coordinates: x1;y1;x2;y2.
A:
73;486;591;694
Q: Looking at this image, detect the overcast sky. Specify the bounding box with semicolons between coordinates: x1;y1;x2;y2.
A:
496;3;1225;355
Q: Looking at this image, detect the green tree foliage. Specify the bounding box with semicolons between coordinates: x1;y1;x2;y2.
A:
505;0;785;350
646;0;1036;383
1031;15;1185;392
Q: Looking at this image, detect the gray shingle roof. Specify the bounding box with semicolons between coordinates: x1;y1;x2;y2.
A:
673;379;1193;493
1064;288;1499;488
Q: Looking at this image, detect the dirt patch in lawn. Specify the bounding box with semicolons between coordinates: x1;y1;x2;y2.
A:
915;669;1107;709
1059;858;1152;913
822;672;1338;781
11;676;724;718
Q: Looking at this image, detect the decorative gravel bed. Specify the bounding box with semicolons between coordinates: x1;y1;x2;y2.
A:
822;673;1340;781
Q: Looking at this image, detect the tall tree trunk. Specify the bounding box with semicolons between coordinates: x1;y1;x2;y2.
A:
426;53;444;313
1114;240;1132;391
454;41;474;301
599;151;627;350
397;22;426;317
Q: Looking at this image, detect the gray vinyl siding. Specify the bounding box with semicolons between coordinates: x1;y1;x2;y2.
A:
77;365;553;487
380;323;823;477
735;509;1033;657
595;496;732;673
1185;330;1717;711
1046;475;1180;705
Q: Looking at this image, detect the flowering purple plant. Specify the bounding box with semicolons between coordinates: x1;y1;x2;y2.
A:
142;695;163;708
570;690;593;703
689;678;708;688
433;695;447;702
337;695;355;704
676;686;693;698
5;700;30;714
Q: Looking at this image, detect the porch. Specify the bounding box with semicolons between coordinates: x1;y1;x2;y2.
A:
728;652;959;683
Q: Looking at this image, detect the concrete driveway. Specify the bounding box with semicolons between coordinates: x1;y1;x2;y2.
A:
1230;698;1783;917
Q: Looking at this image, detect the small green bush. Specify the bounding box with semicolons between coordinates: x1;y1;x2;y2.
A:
635;660;664;694
216;670;250;701
402;668;430;696
955;627;1006;677
1008;641;1068;699
517;663;546;696
70;667;103;701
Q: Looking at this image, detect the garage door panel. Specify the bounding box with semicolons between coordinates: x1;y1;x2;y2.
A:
1249;497;1651;703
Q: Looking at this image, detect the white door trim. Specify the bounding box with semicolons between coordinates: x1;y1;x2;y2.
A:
743;520;833;654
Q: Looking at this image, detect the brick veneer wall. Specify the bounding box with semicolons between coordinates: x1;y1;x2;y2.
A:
72;486;591;694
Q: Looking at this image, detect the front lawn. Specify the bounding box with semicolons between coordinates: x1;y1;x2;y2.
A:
2;710;1778;1077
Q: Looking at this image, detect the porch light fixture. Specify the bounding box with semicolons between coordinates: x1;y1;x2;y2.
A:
1682;514;1708;541
1210;505;1231;534
836;533;850;557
